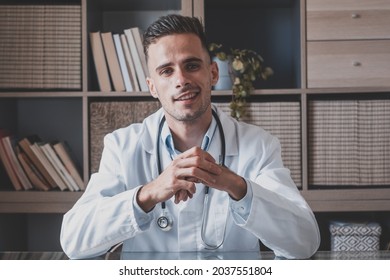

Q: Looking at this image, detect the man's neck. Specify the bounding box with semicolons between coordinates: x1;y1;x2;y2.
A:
165;110;212;152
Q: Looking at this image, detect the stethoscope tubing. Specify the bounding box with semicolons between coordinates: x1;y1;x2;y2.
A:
155;109;227;249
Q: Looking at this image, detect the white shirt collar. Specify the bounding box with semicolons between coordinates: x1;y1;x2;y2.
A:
161;115;217;158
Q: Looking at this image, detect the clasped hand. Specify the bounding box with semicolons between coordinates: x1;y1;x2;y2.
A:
137;147;246;212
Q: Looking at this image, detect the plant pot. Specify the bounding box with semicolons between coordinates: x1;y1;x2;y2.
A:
212;57;233;90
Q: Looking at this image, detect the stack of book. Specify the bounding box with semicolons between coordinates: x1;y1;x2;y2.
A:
0;4;81;89
90;27;149;92
0;130;84;192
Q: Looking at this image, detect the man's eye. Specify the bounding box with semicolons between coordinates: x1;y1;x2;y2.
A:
186;63;200;71
160;68;173;76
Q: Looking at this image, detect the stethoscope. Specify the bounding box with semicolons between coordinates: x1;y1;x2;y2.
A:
156;109;227;250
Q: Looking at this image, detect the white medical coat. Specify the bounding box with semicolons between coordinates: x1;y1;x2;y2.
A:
60;105;320;259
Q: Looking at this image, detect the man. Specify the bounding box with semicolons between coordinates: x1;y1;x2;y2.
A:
60;14;320;259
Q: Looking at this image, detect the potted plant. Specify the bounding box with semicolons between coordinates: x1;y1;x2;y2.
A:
209;43;273;120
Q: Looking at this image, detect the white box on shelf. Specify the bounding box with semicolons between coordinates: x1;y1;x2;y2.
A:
330;221;382;252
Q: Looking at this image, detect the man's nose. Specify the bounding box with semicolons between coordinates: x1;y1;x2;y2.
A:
175;68;190;89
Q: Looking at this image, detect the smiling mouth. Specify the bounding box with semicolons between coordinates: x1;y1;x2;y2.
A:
175;91;199;101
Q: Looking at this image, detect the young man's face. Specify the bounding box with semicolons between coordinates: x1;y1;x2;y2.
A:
146;33;219;123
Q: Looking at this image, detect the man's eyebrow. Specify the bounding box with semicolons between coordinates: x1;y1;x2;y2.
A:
183;57;203;64
155;62;172;73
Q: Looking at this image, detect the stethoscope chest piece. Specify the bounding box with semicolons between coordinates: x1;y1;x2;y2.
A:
157;209;173;231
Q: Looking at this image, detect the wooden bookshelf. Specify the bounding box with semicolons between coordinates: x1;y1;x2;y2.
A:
0;191;82;213
0;0;389;251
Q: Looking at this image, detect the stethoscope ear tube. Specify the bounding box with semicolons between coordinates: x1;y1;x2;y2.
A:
212;109;225;167
156;115;166;175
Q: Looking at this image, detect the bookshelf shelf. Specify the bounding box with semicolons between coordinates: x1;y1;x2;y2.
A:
85;91;153;98
0;92;85;98
0;191;82;213
0;0;389;251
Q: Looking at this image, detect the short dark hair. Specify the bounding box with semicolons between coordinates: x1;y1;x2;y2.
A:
143;14;208;62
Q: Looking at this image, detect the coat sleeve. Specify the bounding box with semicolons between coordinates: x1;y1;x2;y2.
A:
60;133;153;259
234;136;321;259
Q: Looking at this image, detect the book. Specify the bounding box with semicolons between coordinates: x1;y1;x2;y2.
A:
18;136;56;188
120;34;140;92
30;142;68;191
53;141;85;191
16;147;50;191
113;34;133;92
89;31;112;92
0;130;23;191
124;28;149;92
101;32;125;92
1;136;33;190
130;27;149;78
40;143;79;191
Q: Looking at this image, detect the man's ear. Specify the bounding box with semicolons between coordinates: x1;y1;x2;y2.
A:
146;77;158;99
210;61;219;87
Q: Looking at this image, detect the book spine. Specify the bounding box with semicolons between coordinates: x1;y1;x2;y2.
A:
16;148;50;191
0;137;23;190
89;31;112;92
2;136;33;190
30;143;68;191
101;32;125;92
124;29;149;92
120;34;140;92
113;34;133;92
18;138;56;188
42;143;80;191
53;142;85;191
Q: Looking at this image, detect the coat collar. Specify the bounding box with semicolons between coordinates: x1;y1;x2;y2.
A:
142;104;239;156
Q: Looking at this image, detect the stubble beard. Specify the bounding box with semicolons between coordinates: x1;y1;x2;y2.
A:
162;84;212;123
167;100;211;123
